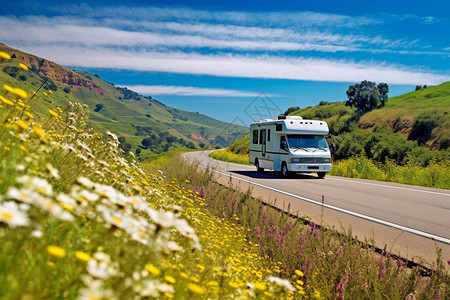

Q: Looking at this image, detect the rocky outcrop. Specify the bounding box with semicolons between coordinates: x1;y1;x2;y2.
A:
13;53;107;95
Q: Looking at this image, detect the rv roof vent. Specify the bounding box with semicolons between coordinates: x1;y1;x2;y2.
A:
286;116;303;120
275;115;286;120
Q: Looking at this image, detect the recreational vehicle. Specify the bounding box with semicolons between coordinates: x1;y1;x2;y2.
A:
249;115;332;178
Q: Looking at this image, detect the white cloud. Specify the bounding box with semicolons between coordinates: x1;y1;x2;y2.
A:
120;85;260;97
17;45;450;85
0;16;395;54
0;5;448;86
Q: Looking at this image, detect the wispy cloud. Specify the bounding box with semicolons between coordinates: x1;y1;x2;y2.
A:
121;85;260;97
0;5;448;86
18;45;450;85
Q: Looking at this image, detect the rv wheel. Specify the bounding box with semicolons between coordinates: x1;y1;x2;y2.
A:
281;162;290;178
317;172;326;179
255;159;264;172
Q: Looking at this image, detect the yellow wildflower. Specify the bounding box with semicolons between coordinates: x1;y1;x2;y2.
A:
254;282;266;291
32;126;45;139
145;264;161;276
187;283;206;295
0;95;14;106
164;292;174;298
0;51;11;61
19;63;28;71
228;281;239;288
48;90;53;94
25;111;34;119
48;109;59;117
17;119;28;130
75;251;91;262
12;88;28;100
295;269;304;277
47;245;66;258
164;275;176;284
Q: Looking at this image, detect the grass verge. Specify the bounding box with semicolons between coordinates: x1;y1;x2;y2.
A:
209;149;252;165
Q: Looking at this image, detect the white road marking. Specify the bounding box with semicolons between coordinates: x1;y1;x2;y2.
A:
327;177;450;196
183;153;450;245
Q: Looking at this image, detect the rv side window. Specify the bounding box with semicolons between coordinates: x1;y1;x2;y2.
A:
259;130;263;144
276;123;282;131
267;129;270;141
252;130;259;144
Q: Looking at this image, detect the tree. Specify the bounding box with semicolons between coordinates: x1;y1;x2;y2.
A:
284;106;300;116
94;104;104;112
141;137;153;149
345;81;389;113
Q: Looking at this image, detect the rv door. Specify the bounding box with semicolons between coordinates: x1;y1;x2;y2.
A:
260;129;266;157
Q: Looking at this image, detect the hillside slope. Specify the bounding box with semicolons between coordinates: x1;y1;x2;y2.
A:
0;43;246;157
290;82;449;150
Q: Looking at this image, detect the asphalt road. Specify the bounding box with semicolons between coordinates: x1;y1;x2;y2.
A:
183;150;450;266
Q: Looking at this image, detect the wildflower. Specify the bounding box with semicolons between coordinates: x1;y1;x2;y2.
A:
12;88;28;100
0;95;14;106
187;283;206;295
25;111;34;119
48;109;59;117
46;163;60;179
0;201;29;227
145;264;161;276
19;63;28;71
266;276;296;292
31;229;43;238
254;282;266;291
16;119;28;130
295;269;304;277
75;251;91;262
337;282;346;292
164;276;176;284
6;186;41;204
32;126;46;141
79;279;116;300
47;245;66;258
87;252;118;279
0;51;11;61
229;281;240;288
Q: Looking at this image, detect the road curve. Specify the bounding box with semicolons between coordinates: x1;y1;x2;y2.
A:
183;150;450;266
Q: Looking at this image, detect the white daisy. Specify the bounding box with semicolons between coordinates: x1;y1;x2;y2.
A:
0;201;30;227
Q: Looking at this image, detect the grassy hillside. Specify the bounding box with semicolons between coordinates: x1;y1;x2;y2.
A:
0;44;246;160
290;82;450;150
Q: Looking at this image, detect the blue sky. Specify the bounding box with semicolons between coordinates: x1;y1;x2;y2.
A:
1;0;449;123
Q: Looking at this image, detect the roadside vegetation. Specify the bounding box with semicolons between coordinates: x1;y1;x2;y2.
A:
152;154;450;299
0;53;315;299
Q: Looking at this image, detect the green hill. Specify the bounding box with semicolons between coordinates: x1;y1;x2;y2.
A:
0;43;246;159
225;83;449;167
290;82;449;151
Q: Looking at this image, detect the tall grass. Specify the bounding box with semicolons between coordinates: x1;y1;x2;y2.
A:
209;149;252;165
156;156;450;299
330;156;450;189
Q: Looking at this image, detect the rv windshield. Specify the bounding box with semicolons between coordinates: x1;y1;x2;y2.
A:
287;135;329;151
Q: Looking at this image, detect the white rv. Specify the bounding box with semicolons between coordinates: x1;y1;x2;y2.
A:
249;115;332;178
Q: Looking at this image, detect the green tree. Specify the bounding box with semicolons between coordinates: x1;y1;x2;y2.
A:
284;106;300;116
345;80;389;113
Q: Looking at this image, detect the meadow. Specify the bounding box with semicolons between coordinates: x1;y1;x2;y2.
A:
1;51;449;299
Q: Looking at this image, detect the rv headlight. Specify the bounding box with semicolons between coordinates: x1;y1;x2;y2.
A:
290;158;301;163
324;158;332;163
